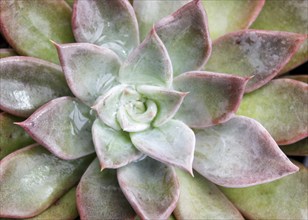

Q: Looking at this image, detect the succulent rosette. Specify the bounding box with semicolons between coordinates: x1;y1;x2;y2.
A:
0;0;307;219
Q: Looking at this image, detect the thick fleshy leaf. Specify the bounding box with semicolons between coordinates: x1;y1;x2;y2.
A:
77;159;136;220
238;79;308;145
251;0;308;73
0;48;17;58
28;187;78;220
205;30;306;92
0;112;34;160
193;116;298;187
133;1;190;40
137;85;187;127
55;43;121;106
282;74;308;84
72;0;139;59
0;0;74;64
173;71;248;128
93;85;127;130
117;157;179;220
65;0;74;8
155;0;211;76
130;120;195;174
219;161;308;220
202;0;264;40
280;138;308;156
174;169;244;219
18;97;95;160
0;57;71;117
0;144;93;218
119;28;172;87
92;119;143;169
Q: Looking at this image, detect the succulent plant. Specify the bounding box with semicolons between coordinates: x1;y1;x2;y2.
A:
0;0;307;219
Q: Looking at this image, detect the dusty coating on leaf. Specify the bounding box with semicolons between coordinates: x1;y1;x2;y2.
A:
193;116;298;187
117;157;180;220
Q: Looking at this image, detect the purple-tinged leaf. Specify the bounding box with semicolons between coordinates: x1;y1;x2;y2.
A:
28;187;78;220
238;79;308;145
0;0;74;64
219;161;307;220
137;85;187;127
0;48;17;58
193;116;298;187
117;157;179;220
0;144;93;218
130;120;195;174
0;57;71;117
251;0;308;74
205;30;306;92
173;71;248;128
280;138;308;156
72;0;139;59
282;74;308;84
92;119;143;169
174;168;244;220
18;97;95;160
155;0;211;76
202;0;265;40
55;43;121;106
77;159;136;220
133;1;190;40
0;112;34;160
119;28;172;87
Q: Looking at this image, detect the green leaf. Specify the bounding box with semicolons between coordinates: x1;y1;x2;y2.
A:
77;159;136;220
173;71;248;128
0;57;71;117
56;43;121;106
0;49;17;58
92;119;143;169
174;169;244;219
193;116;298;187
155;0;211;76
251;0;308;74
0;0;74;64
18;97;95;160
0;112;34;160
119;28;172;87
130;120;195;174
117;157;179;220
237;79;308;145
280;138;308;156
72;0;139;60
27;187;78;220
0;144;93;218
219;161;308;220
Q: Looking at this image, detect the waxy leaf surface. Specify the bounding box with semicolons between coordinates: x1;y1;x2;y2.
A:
73;0;139;59
238;79;308;145
117;157;179;220
19;97;95;160
251;0;308;73
119;29;172;87
28;187;78;220
0;144;93;218
173;71;247;128
56;43;121;106
155;0;211;76
220;162;308;220
0;0;74;64
137;85;186;127
205;30;305;92
77;159;136;220
0;49;17;58
0;112;34;160
92;119;143;169
202;0;264;40
193;116;298;187
283;75;308;84
280;138;308;156
0;57;71;117
130;120;195;174
174;169;244;220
